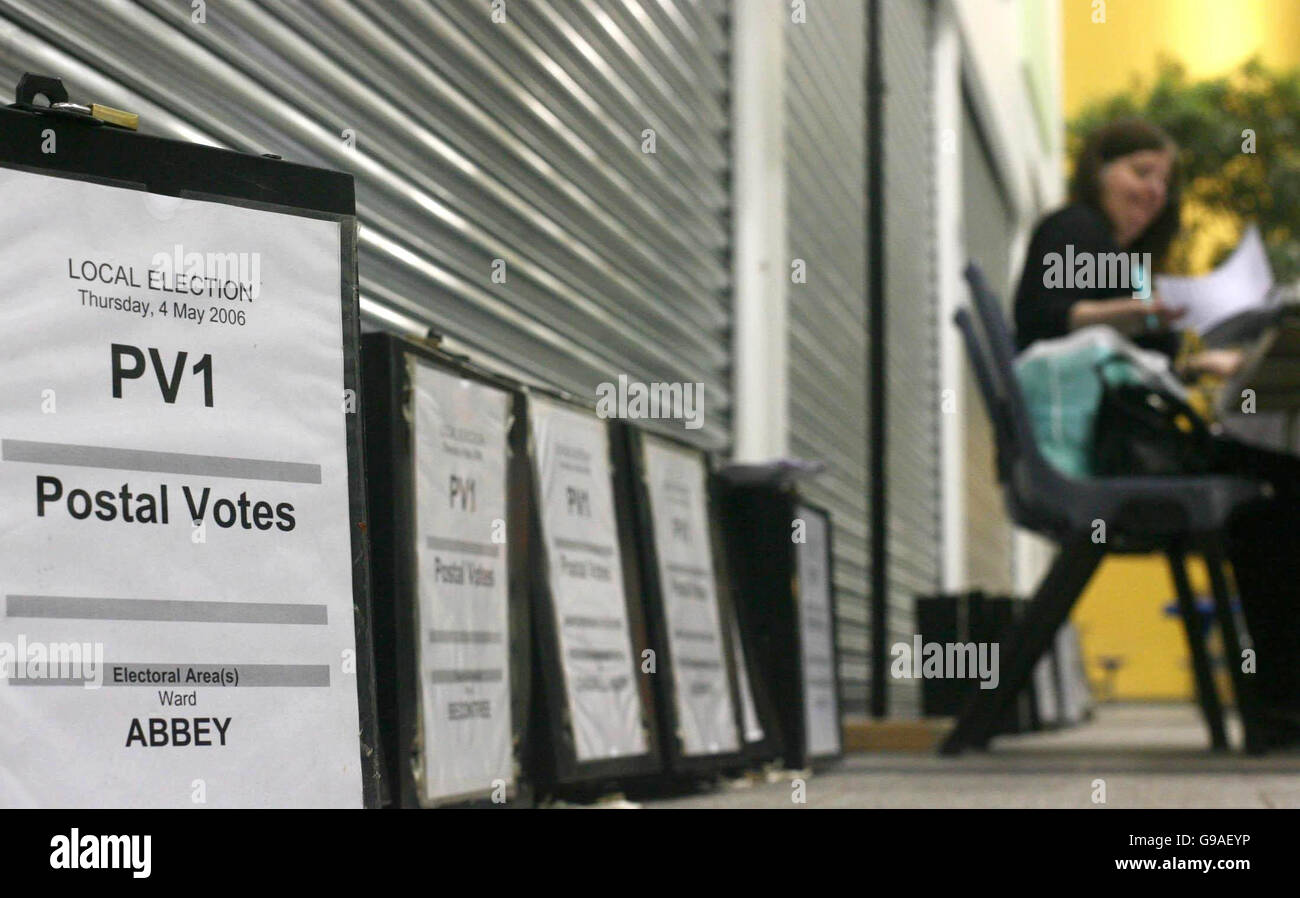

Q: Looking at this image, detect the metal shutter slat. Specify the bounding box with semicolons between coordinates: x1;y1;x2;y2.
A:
0;0;734;452
786;0;869;717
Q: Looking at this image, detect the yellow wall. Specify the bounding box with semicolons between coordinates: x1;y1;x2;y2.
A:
1062;0;1300;118
1062;0;1300;699
1072;556;1235;701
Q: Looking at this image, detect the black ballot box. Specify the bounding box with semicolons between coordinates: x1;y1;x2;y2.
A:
521;394;662;793
614;423;785;777
716;480;842;770
0;78;380;807
360;333;532;807
916;593;1038;735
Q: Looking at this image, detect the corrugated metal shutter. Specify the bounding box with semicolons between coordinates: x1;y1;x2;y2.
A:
785;1;868;715
882;0;938;716
960;98;1015;593
0;0;734;448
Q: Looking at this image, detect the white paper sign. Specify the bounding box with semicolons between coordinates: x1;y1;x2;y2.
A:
730;614;765;745
795;506;840;758
0;167;362;807
1033;653;1059;725
1055;623;1089;726
529;397;645;762
641;437;739;756
410;358;513;802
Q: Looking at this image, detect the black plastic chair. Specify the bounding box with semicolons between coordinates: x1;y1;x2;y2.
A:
941;263;1270;754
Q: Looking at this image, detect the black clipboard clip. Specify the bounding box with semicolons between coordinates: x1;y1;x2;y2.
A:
11;72;138;131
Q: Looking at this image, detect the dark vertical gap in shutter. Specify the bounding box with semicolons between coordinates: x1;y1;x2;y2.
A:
880;0;938;718
867;0;888;719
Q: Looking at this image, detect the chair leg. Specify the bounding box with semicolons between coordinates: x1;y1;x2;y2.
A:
940;537;1104;754
1166;548;1228;751
1202;540;1268;754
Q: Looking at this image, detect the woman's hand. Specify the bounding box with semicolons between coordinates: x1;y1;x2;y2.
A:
1180;348;1245;379
1068;295;1186;337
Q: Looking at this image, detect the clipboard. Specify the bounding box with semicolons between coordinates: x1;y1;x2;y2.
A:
1219;309;1300;449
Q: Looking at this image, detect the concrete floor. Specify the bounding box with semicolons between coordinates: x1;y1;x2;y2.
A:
642;704;1300;809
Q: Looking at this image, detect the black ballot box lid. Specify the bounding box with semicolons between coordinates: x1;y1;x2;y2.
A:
0;102;353;213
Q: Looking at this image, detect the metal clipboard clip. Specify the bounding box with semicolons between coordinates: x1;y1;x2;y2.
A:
11;72;138;131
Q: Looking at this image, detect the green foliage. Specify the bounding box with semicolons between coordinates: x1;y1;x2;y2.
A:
1069;57;1300;281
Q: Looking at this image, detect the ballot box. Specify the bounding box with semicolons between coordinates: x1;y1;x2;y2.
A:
524;395;661;790
0;78;380;807
616;424;781;775
361;334;532;807
916;593;1036;735
717;481;842;770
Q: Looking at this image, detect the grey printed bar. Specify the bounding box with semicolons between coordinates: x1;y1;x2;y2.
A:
553;537;614;557
11;663;330;686
666;563;708;577
568;648;625;661
7;595;327;625
428;668;504;683
563;615;624;629
1;439;321;484
425;536;501;558
428;629;503;644
672;628;718;643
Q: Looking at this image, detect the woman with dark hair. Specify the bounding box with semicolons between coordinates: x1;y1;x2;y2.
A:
1016;118;1231;371
1013;117;1300;749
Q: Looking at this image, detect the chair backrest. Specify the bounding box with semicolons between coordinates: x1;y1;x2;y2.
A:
955;262;1071;532
963;263;1040;455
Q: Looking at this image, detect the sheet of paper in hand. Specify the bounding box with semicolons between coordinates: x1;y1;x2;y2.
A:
1156;225;1275;335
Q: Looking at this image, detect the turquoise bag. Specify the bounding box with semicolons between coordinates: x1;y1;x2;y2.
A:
1014;328;1153;478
